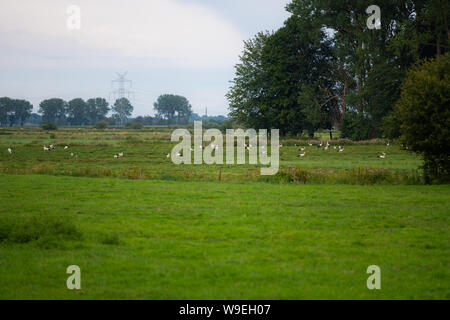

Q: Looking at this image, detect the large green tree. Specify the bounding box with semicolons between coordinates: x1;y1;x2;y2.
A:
86;98;109;124
0;98;33;127
38;98;67;125
227;15;336;136
112;98;133;126
0;97;12;127
234;0;449;139
286;1;419;138
394;54;450;183
12;99;33;126
153;94;193;125
226;32;271;130
67;98;88;126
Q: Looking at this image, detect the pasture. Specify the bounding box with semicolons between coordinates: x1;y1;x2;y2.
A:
0;127;448;299
0;127;422;183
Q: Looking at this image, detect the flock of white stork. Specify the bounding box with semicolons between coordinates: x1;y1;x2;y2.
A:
5;144;124;161
5;141;389;160
296;141;346;158
296;141;390;159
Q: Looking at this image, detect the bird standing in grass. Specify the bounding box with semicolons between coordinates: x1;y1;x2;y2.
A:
378;153;386;159
64;146;69;150
7;148;12;154
299;152;306;158
43;146;49;151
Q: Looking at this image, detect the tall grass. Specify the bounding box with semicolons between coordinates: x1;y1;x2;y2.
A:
0;164;424;184
0;214;82;246
263;165;424;185
281;138;389;146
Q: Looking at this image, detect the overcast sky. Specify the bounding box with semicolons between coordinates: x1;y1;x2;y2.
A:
0;0;291;117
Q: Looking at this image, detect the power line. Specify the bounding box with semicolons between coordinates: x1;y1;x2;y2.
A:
109;71;134;102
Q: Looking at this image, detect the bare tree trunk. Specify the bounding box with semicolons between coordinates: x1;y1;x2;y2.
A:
342;81;348;121
357;72;363;113
437;33;441;58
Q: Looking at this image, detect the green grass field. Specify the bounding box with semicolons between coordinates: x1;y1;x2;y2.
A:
0;128;421;182
0;127;448;299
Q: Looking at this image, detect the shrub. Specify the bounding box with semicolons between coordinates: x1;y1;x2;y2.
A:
340;111;373;141
394;53;450;184
382;109;402;140
125;122;143;129
95;120;108;129
267;166;423;185
41;122;58;130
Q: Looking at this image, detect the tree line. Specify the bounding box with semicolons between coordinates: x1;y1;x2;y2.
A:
0;94;200;127
0;97;33;127
38;97;127;126
227;0;449;139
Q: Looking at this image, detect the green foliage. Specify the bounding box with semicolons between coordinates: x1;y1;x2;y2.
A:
340;111;372;141
112;98;133;126
362;62;405;136
38;98;67;125
94;120;108;129
227;16;335;136
394;53;450;183
227;32;271;130
274;165;422;185
0;97;10;126
87;98;109;124
0;97;33;127
153;94;193;125
382;109;402;139
37;97;111;127
41;122;58;131
125;122;143;129
228;1;449;138
218;119;238;132
67;98;88;126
